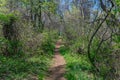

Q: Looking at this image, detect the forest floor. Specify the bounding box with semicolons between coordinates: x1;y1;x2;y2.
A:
45;39;66;80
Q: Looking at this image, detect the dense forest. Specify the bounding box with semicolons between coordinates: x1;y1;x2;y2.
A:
0;0;120;80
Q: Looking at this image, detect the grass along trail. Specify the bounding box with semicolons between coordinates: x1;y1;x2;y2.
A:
45;39;66;80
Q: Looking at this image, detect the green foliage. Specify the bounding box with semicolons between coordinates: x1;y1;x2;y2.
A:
69;37;88;54
60;46;94;80
0;13;17;25
40;30;59;54
7;40;23;56
115;0;120;6
0;0;6;7
41;41;55;54
0;54;52;80
0;38;23;56
59;46;69;55
0;25;58;79
0;37;8;53
0;13;9;24
42;1;57;14
113;35;120;49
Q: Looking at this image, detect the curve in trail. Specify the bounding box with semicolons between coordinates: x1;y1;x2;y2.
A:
45;39;66;80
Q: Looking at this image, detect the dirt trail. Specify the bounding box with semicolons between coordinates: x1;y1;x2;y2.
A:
45;39;66;80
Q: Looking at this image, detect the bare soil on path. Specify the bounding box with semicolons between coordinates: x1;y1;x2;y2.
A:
45;39;66;80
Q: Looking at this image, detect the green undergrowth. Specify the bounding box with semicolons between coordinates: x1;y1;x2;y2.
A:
60;46;94;80
0;29;58;80
0;54;52;80
0;13;18;25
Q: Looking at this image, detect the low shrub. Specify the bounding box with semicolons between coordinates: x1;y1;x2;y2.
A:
0;54;52;80
60;46;94;80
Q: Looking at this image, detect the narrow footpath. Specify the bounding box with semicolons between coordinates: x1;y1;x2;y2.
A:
45;39;66;80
